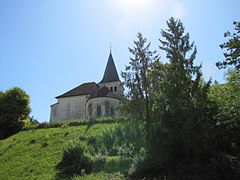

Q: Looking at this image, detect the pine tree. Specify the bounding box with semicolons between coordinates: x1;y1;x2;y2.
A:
217;21;240;70
145;17;217;178
122;32;158;136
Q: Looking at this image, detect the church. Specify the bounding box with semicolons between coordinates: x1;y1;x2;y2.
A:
50;52;124;122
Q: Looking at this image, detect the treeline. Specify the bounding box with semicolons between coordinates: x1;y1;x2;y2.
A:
118;18;240;179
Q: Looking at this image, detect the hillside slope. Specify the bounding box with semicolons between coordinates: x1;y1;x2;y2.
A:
0;122;125;180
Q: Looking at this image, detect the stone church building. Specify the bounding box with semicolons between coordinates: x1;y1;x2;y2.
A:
50;52;124;122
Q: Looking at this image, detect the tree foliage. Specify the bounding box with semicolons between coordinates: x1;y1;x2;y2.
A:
216;21;240;70
121;32;158;140
122;18;235;179
144;17;218;178
209;69;240;179
0;87;31;139
210;69;240;125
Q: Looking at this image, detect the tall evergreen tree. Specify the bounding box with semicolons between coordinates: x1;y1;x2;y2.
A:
136;17;218;179
216;21;240;70
122;32;158;138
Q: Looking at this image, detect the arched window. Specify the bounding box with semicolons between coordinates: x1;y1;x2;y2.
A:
97;106;101;117
88;104;92;118
110;87;113;92
111;107;115;116
105;101;110;116
114;86;117;91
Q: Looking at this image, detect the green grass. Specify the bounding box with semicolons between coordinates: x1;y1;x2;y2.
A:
72;157;127;180
0;122;126;180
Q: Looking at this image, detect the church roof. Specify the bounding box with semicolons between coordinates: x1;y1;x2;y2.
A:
88;86;118;100
56;82;98;98
99;52;120;83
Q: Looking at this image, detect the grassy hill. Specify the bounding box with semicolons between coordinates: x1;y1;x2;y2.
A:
0;119;127;180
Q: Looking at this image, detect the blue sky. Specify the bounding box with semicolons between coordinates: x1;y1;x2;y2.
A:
0;0;239;122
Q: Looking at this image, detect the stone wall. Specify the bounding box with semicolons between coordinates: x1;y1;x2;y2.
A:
86;97;120;118
98;80;124;96
50;95;87;122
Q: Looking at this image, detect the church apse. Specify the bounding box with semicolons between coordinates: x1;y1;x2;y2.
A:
50;51;123;122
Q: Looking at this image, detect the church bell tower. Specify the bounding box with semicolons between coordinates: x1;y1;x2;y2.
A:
98;52;124;96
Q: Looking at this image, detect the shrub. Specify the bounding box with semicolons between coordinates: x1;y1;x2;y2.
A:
56;142;93;177
118;143;136;163
128;147;146;175
95;116;128;124
99;124;143;158
22;117;128;131
22;119;31;128
61;121;69;128
93;153;107;171
102;129;118;156
29;139;36;144
79;134;86;141
87;136;98;146
42;142;48;148
87;136;100;152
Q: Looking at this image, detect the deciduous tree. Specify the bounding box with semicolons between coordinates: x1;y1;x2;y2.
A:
0;87;31;139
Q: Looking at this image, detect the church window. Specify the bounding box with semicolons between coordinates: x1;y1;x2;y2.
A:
88;104;93;118
114;86;117;91
105;101;110;116
111;107;115;116
97;106;101;116
110;87;113;92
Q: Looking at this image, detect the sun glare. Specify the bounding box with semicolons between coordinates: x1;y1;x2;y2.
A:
118;0;151;12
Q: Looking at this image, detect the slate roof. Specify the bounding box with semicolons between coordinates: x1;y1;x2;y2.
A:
88;86;118;100
99;52;120;83
56;82;98;98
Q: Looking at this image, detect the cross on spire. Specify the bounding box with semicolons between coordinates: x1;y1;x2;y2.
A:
109;42;112;52
99;50;120;84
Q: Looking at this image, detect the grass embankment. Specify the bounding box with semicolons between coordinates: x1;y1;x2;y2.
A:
0;119;127;180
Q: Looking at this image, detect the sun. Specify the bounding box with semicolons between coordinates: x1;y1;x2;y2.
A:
117;0;151;13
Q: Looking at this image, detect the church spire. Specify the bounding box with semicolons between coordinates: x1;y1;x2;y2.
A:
99;51;120;84
109;42;112;52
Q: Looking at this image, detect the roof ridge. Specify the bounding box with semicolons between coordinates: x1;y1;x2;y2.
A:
56;82;98;98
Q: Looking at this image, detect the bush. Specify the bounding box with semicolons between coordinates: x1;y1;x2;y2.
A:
23;121;64;130
56;142;93;177
87;136;98;146
101;129;116;155
22;119;31;128
22;117;128;131
93;153;107;171
100;123;143;158
95;116;127;124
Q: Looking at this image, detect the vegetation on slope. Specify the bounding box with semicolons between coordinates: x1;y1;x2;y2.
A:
0;119;127;180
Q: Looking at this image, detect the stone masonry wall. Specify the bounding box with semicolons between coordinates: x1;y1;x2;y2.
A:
50;95;87;122
86;97;120;118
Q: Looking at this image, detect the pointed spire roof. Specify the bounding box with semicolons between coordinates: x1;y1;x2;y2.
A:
99;52;120;83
